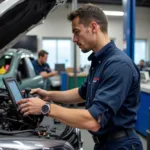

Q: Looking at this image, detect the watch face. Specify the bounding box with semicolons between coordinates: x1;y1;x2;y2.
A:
41;104;50;115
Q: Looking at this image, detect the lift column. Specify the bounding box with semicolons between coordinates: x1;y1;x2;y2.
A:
122;0;136;60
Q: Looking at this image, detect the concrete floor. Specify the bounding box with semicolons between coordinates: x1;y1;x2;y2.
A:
81;130;147;150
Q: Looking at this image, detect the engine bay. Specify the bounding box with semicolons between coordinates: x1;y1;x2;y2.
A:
0;78;83;150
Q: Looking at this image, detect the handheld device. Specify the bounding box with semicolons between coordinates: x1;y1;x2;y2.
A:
3;77;23;110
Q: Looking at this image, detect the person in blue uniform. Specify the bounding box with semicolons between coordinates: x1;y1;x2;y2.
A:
137;59;146;71
18;4;143;150
32;50;58;78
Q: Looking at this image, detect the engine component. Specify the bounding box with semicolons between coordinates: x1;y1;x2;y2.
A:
0;78;83;150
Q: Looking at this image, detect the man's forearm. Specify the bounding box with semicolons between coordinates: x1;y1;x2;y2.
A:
48;104;100;132
40;72;56;78
47;72;56;78
47;88;85;104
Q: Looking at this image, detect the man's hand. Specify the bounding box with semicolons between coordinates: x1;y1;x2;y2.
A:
30;88;49;101
17;98;46;116
40;71;48;78
52;71;58;76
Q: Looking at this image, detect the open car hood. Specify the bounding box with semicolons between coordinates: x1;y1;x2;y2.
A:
0;0;67;57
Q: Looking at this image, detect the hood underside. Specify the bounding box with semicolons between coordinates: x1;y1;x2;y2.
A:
0;0;66;57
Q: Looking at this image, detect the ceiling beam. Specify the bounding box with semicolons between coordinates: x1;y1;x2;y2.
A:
67;0;122;5
67;0;150;7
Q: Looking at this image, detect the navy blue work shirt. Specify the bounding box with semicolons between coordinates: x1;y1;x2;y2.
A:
79;41;140;136
32;60;51;75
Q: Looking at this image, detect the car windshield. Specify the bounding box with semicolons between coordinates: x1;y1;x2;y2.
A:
0;55;13;74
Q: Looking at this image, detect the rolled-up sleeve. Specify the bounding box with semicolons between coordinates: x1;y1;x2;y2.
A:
88;61;133;128
78;76;89;100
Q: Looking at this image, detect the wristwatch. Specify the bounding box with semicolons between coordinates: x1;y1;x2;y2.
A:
41;102;51;115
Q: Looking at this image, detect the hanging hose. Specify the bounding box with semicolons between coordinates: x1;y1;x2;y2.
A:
0;129;37;135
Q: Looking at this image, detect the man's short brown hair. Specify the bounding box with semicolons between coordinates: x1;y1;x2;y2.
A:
68;3;108;33
38;50;48;58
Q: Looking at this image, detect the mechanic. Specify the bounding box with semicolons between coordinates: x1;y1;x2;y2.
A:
17;4;143;150
137;59;146;71
32;50;58;78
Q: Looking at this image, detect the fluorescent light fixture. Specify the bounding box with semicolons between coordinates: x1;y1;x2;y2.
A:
104;11;124;16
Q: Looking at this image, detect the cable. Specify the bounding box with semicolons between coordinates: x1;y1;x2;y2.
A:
0;117;35;129
0;129;37;135
61;127;74;139
68;134;76;144
18;124;28;130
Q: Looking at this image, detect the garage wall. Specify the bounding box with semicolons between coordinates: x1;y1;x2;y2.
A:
27;3;150;67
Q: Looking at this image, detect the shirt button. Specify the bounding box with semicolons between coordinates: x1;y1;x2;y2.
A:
89;82;91;84
99;61;101;63
92;67;94;70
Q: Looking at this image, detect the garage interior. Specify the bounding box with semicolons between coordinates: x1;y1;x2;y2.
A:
0;0;150;149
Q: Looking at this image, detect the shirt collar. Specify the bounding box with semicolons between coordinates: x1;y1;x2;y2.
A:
36;60;41;66
88;40;116;62
36;60;44;66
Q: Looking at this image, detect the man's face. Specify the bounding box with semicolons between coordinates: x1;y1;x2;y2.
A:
41;54;48;64
72;16;96;53
140;61;144;66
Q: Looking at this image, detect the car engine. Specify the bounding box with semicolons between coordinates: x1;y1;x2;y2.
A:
0;88;83;150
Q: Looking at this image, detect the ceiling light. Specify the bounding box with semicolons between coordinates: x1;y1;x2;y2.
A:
104;11;124;16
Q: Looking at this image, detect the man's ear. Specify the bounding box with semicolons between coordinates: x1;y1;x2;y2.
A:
90;21;99;33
